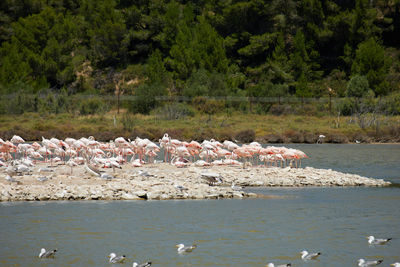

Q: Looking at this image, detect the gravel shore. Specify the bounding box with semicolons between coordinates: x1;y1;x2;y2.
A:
0;163;390;201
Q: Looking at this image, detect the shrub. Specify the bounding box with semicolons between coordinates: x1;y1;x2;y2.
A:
38;94;57;114
385;92;400;115
154;102;195;120
327;133;349;143
303;132;317;143
235;129;255;143
192;96;207;111
129;82;165;114
203;99;224;118
263;133;286;143
3;91;38;114
121;113;136;131
346;75;369;98
79;97;108;115
335;98;354;116
284;130;304;143
269;104;293;115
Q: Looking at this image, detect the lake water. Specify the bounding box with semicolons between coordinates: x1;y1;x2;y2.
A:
1;144;400;267
283;144;400;182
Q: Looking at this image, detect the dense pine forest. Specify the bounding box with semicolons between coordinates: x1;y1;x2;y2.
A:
1;0;400;118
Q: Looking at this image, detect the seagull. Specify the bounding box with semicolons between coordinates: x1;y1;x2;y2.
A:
5;175;20;184
5;165;18;176
201;173;223;186
367;235;392;245
38;167;54;173
100;173;114;180
37;176;48;182
15;163;31;174
138;170;156;177
391;263;400;267
133;261;152;267
231;182;243;191
266;263;291;267
176;243;197;253
358;258;383;266
300;250;321;260
108;253;126;263
174;184;188;191
38;248;57;258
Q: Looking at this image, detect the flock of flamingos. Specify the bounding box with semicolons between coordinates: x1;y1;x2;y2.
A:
0;133;308;173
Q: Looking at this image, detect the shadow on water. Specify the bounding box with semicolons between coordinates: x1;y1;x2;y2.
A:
388;182;400;188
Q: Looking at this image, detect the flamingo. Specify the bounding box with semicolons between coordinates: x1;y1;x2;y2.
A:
11;135;25;144
1;134;312;170
131;158;143;167
194;160;210;167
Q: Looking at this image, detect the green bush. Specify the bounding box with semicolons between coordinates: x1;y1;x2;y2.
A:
192;96;207;111
202;99;225;119
336;98;355;116
121;113;136;131
4;91;38;114
154;102;195;120
79;97;108;115
129;83;165;114
346;75;369;98
269;104;293;115
384;92;400;115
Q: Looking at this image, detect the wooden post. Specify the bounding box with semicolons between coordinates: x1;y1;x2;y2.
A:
115;77;124;115
328;87;333;115
117;91;120;114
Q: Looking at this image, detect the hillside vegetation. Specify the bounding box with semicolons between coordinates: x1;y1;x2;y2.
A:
1;0;400;142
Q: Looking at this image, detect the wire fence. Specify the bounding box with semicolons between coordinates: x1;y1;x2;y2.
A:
1;93;341;103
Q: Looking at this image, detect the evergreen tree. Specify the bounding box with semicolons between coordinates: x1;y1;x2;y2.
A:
351;38;390;95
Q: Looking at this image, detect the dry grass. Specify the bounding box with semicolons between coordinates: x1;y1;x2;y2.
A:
0;112;399;143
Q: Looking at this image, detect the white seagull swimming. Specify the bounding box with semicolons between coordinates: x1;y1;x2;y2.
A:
133;261;152;267
108;253;126;263
38;248;57;258
367;235;392;245
300;250;321;260
266;263;291;267
176;243;197;253
391;263;400;267
358;258;383;266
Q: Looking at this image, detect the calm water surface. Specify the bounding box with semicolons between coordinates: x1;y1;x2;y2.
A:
285;144;400;182
0;144;400;267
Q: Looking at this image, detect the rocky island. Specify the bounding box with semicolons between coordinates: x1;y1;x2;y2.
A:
0;162;390;201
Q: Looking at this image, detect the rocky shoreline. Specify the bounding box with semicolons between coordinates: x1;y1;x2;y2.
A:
0;163;390;201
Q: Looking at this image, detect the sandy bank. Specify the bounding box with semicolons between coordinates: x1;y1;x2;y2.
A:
0;163;390;201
